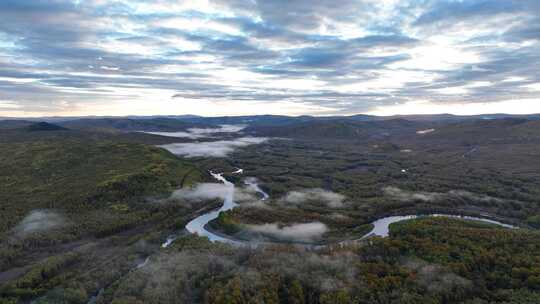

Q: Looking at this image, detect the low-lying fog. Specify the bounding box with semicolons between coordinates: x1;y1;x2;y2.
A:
13;209;66;238
383;186;507;204
170;182;258;203
169;172;519;245
246;222;328;243
144;124;246;139
280;188;346;208
173;172;353;243
159;137;268;157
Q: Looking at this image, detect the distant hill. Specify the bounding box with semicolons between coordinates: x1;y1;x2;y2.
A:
393;117;540;148
58;117;209;132
3;114;540;140
179;114;316;127
25;122;68;132
0;120;34;129
246;118;431;139
2;113;540;129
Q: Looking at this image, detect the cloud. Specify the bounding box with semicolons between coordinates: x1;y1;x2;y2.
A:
383;186;507;203
144;124;246;139
188;124;246;134
125;241;357;302
170;182;257;203
0;0;539;117
171;183;232;201
13;209;66;237
383;186;444;202
414;0;522;26
213;0;377;34
447;190;504;204
159;137;268;157
404;258;472;294
144;131;203;139
246;222;328;242
281;188;346;208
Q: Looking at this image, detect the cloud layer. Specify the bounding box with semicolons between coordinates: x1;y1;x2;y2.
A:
246;222;328;243
0;1;539;116
13;209;66;237
281;188;346;208
383;186;505;203
145;124;246;139
159;137;267;157
171;182;258;203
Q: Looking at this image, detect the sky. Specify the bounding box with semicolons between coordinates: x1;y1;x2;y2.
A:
0;0;539;117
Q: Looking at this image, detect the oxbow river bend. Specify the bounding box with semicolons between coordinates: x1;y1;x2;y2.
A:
163;169;516;248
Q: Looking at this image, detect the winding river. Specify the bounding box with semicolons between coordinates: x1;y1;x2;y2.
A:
363;214;515;238
184;172;244;245
164;169;516;248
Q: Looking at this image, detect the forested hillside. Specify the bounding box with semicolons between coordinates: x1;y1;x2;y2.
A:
0;128;209;293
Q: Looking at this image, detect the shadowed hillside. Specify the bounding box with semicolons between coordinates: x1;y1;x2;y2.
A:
25;122;68;132
246;119;434;139
0;129;209;279
58;117;210;133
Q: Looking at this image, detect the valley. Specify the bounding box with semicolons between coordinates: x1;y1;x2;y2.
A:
0;115;539;303
2;1;539;302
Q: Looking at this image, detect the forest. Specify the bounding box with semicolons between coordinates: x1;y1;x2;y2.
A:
0;116;539;303
4;218;537;303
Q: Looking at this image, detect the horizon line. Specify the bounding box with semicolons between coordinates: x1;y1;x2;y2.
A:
2;112;540;120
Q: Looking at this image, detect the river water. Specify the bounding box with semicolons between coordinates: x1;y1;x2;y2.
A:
360;214;515;239
184;172;244;245
165;169;516;248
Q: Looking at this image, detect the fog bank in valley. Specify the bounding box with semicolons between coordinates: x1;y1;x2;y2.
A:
281;188;346;208
188;124;246;134
246;222;328;243
383;186;507;203
144;124;246;139
13;209;66;237
159;137;268;157
170;182;258;203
